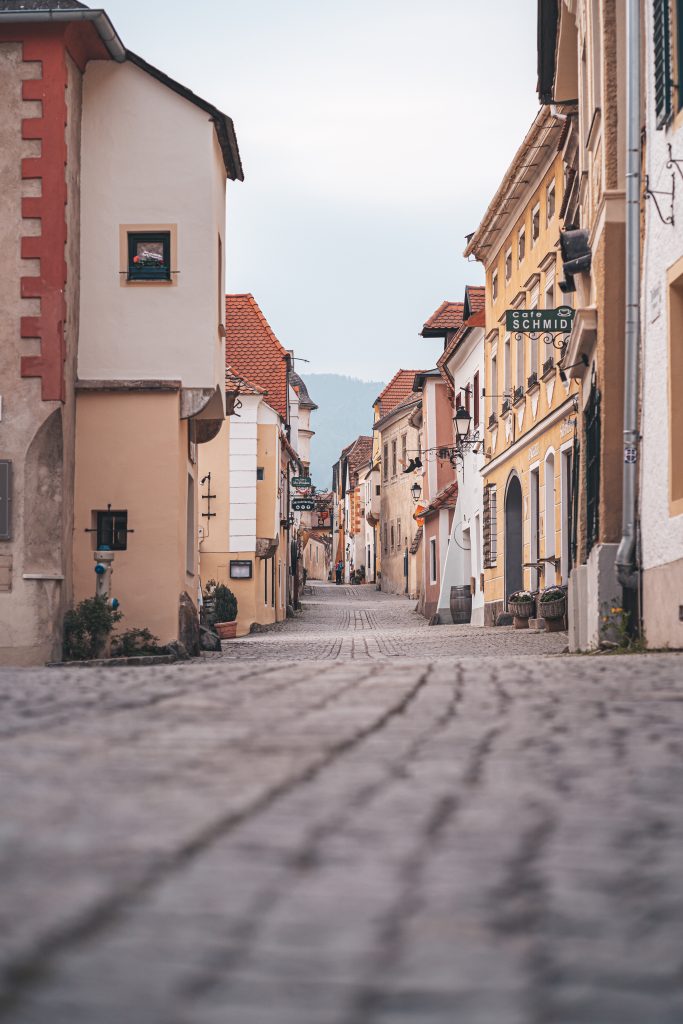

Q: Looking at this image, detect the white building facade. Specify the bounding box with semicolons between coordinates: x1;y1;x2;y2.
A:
640;3;683;648
437;324;486;625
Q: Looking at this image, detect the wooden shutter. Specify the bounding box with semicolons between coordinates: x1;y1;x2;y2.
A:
0;461;11;540
654;0;673;128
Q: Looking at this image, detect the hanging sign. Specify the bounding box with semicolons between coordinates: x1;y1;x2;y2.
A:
505;306;575;333
292;476;312;488
292;499;315;511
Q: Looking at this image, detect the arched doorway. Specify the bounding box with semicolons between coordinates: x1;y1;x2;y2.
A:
505;473;523;600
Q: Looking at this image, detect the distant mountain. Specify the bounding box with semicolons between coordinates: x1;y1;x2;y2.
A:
303;373;385;490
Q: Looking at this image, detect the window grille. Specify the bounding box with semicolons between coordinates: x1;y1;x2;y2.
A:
483;483;497;568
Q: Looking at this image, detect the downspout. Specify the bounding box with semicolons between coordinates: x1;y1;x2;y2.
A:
615;0;641;590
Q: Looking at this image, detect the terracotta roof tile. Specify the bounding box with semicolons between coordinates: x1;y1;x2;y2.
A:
375;370;426;416
464;285;485;317
422;480;458;519
346;435;373;478
226;294;289;419
225;366;266;396
421;301;464;337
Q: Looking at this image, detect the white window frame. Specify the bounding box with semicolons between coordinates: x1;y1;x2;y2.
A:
531;203;540;245
546;179;556;225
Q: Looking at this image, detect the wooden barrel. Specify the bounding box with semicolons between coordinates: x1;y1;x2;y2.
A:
450;585;472;624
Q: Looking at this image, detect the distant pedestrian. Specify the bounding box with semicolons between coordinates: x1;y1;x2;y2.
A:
335;561;343;585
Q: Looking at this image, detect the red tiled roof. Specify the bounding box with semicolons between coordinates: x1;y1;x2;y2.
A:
421;301;464;337
225;366;265;396
464;285;485;316
375;369;425;416
346;435;373;480
421;480;458;519
436;307;486;383
226;294;289;419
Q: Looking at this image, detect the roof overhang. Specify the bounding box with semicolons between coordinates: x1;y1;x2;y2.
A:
0;7;243;180
0;5;125;58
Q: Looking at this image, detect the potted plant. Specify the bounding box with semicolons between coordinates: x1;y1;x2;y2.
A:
539;585;567;632
508;590;534;629
204;579;238;639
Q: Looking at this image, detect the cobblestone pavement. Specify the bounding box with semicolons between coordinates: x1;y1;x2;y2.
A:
214;581;569;660
1;583;683;1023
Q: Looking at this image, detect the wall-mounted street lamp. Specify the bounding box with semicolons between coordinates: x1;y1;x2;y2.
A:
453;406;472;441
411;481;422;503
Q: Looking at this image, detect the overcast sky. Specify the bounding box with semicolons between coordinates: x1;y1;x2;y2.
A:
102;0;539;381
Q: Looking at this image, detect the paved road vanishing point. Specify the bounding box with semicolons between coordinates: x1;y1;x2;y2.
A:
1;582;683;1023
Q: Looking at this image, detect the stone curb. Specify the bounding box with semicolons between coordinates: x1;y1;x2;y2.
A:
47;654;178;668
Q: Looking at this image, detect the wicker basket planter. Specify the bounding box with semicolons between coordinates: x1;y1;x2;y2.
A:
539;593;567;632
508;599;534;629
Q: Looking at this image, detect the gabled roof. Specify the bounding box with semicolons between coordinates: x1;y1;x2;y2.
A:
420;301;464;338
421;480;458;520
226;294;289;420
436;310;486;384
345;435;373;480
374;369;425;416
290;370;318;410
0;2;243;180
463;285;485;320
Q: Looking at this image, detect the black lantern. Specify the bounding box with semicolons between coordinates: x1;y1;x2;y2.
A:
410;481;421;503
453;406;472;441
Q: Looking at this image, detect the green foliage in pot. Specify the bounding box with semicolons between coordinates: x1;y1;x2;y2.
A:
540;586;565;604
63;596;122;661
509;590;534;603
204;579;238;623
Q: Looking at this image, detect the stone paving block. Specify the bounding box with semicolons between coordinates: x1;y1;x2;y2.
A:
0;582;682;1022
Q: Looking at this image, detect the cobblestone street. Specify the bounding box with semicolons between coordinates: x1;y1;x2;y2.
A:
1;582;683;1023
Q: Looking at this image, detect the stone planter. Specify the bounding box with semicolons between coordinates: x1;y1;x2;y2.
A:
540;598;566;632
508;600;533;629
215;621;237;640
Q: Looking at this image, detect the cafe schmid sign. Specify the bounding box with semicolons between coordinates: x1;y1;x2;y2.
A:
505;306;575;334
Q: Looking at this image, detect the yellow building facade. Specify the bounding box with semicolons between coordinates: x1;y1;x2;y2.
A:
465;107;579;624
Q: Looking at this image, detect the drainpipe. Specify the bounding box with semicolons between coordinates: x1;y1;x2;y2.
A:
615;0;641;590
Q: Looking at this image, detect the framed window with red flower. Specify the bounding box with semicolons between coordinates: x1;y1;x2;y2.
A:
127;230;171;281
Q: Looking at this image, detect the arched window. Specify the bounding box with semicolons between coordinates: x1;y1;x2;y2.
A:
545;450;556;559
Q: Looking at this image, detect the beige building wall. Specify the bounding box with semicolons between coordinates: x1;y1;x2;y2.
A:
378;409;422;597
73;390;197;645
78;60;227;388
304;536;328;580
199;400;285;637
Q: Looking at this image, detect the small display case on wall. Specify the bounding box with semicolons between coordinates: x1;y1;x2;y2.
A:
230;559;253;579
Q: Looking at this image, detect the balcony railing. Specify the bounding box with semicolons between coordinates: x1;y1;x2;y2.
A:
488;412;497;429
542;356;555;377
501;398;511;415
513;385;525;405
527;371;538;389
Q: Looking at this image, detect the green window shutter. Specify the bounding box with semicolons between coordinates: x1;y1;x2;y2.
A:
654;0;673;128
